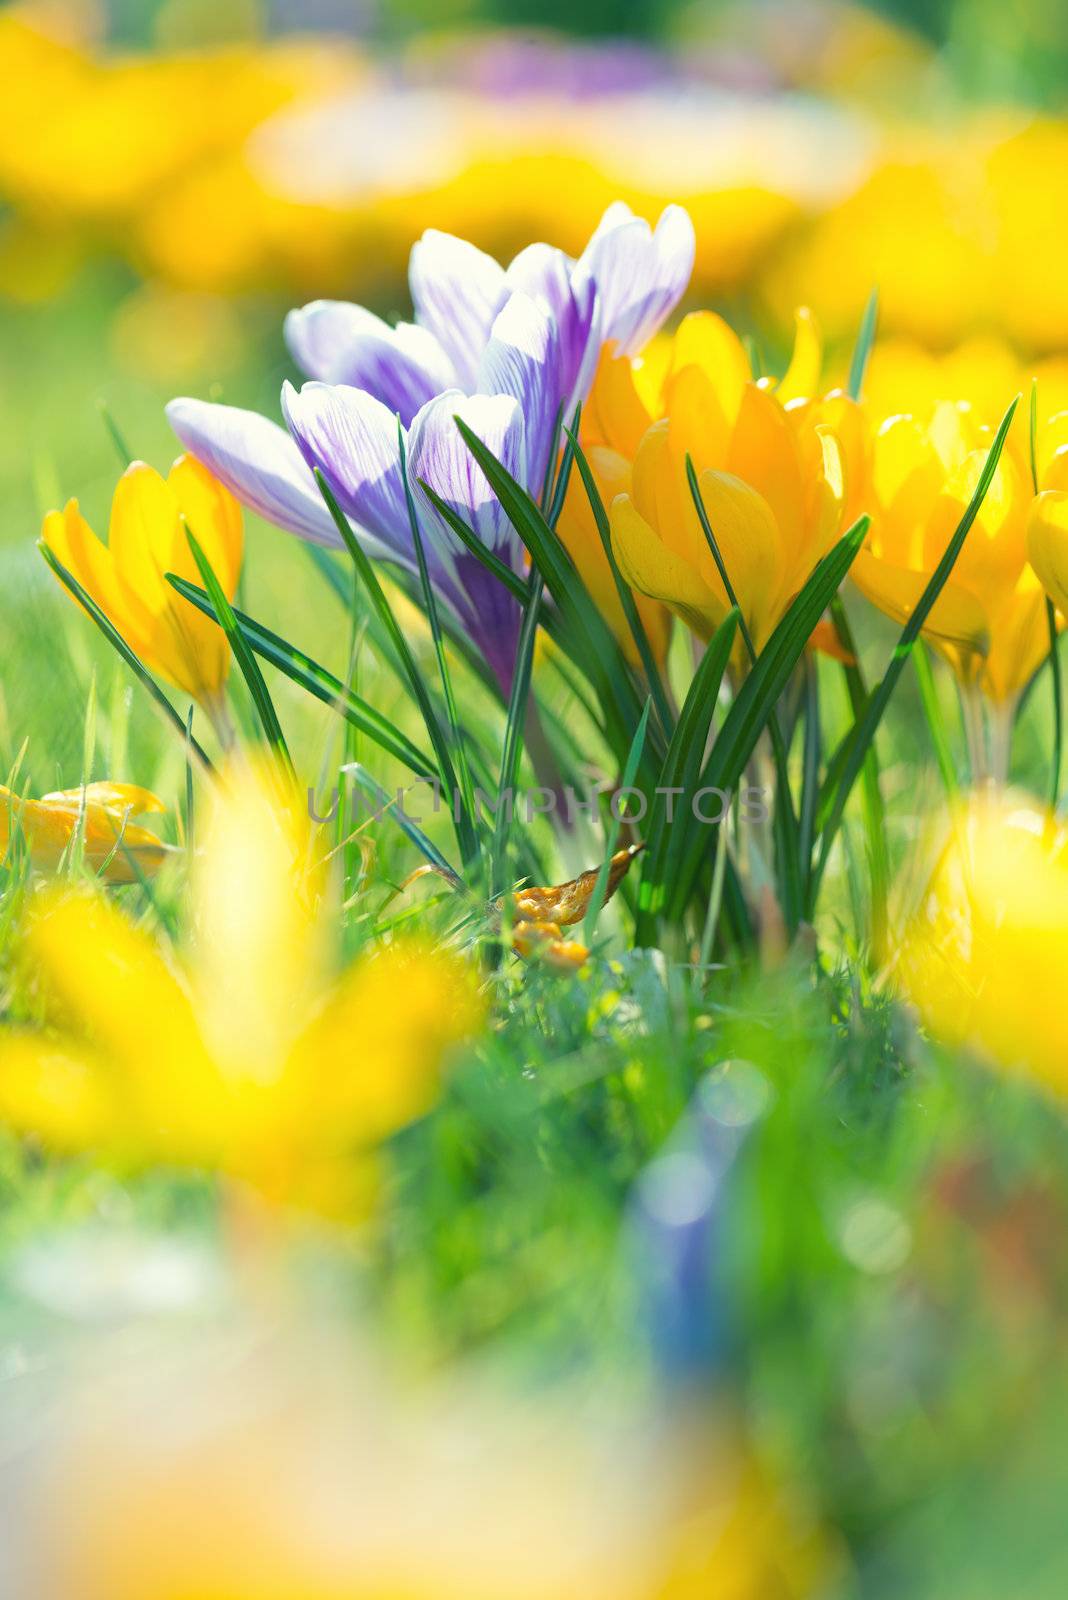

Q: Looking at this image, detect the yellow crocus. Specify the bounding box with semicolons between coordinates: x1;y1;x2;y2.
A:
898;792;1068;1098
0;763;482;1213
847;393;1066;706
590;310;847;651
555;444;672;665
0;781;170;884
42;456;243;708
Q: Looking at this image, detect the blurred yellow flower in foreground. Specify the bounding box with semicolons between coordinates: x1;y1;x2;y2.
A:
0;765;482;1211
43;456;243;708
0;781;170;883
590;311;847;651
898;792;1068;1097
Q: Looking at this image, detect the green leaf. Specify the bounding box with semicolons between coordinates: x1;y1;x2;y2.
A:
583;697;652;948
847;288;879;402
826;595;889;947
167;573;438;780
567;427;675;741
637;609;738;942
416;482;529;603
313;469;478;870
685;453;802;931
343;762;460;885
454;415;661;784
668;516;870;924
398;421;479;866
491;565;543;896
810;395;1019;909
40;541;215;777
913;639;959;800
184;524;295;780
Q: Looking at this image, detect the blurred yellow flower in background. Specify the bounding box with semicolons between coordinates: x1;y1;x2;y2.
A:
0;764;483;1211
0;781;170;883
898;792;1068;1099
593;311;847;650
42;456;243;709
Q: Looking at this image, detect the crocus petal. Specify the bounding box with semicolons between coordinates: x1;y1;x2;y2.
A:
477;293;561;498
610;493;721;640
691;469;786;646
1028;489;1068;618
506;242;599;411
167;398;341;549
574;202;695;358
408;391;526;691
168;454;243;598
409;229;508;391
281;381;411;567
850;549;990;654
409;390;526;567
285;300;457;425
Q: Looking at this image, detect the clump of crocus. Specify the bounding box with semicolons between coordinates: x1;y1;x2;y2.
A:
42;456;243;711
581;309;848;653
0;762;483;1214
0;781;171;884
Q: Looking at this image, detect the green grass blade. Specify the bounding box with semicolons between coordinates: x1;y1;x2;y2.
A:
847;288;879;402
491;566;543;896
184;525;295;780
39;540;215;776
827;595;889;945
167;573;438;780
343;762;460;885
98;401;133;468
685;454;802;931
667;517;869;923
567;428;675;740
810;396;1019;909
913;640;959;799
637;609;739;942
313;468;477;870
398;422;479;863
454;415;660;782
582;697;652;948
416;483;529;603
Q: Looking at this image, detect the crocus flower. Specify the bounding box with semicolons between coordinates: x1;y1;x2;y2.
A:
167;202;695;691
0;763;483;1212
589;310;847;650
898;792;1068;1099
0;781;171;884
42;457;243;709
846;398;1064;706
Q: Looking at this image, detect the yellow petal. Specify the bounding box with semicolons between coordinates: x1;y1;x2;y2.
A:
40;782;166;818
42;500;156;658
584;343;656;458
669;311;751;427
777;306;822;404
1028;488;1068;617
691;469;786;646
0;1035;113;1153
610;494;722;640
107;460;182;614
23;889;221;1161
169;453;244;598
288;940;483;1148
555;447;671;664
726;384;804;552
850;548;989;653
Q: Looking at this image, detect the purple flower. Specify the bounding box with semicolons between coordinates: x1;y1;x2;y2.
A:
167;202;695;693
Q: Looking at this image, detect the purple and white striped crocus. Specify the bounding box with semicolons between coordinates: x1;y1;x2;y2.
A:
167;201;695;693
